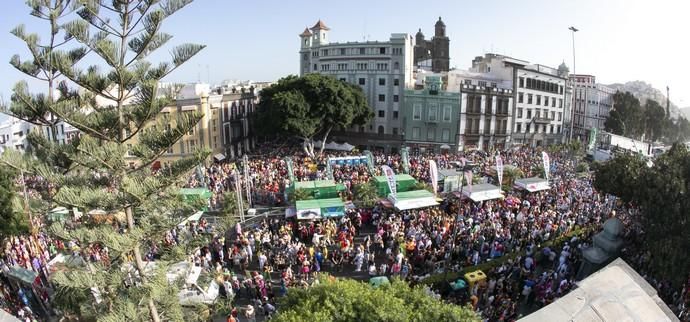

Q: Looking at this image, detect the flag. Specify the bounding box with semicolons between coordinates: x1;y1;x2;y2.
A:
587;127;597;151
461;158;473;193
381;165;397;199
401;147;410;174
429;159;438;195
542;151;550;182
496;153;504;188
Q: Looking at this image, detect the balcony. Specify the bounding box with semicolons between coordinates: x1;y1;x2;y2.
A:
532;116;555;124
465;108;482;115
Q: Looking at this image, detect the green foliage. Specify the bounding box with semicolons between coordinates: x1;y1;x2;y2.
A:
0;167;29;241
605;91;644;138
501;166;523;190
353;182;378;208
274;276;478;322
2;1;205;321
593;152;646;203
288;188;313;203
576;162;589;173
254;74;373;156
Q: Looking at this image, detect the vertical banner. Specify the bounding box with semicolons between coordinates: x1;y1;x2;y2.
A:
429;159;438;195
326;160;334;180
496;153;504;189
381;165;397;199
363;150;375;175
243;155;252;207
461;158;473;193
542;151;550;182
587;127;598;152
401;147;410;174
284;157;295;183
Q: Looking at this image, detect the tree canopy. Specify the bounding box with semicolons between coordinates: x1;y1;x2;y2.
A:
0;167;29;241
594;144;690;286
274;277;478;322
254;74;373;157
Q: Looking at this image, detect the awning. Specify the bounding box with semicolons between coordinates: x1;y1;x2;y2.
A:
440;144;451;149
6;266;38;285
178;211;204;228
388;190;439;210
459;183;504;202
213;153;226;161
514;177;550;192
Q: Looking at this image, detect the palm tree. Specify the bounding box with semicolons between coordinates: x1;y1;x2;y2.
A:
288;188;313;203
502;167;524;190
353;182;378;208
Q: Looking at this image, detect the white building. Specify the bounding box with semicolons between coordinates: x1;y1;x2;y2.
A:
470;53;568;147
569;74;615;142
0;118;35;152
298;20;415;152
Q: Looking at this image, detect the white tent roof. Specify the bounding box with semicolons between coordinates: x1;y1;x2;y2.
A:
307;141;355;152
461;183;503;202
514;177;550;192
177;211;204;228
519;258;677;322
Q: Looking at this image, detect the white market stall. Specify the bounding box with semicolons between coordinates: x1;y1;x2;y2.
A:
457;183;504;202
514;177;550;192
388;190;439;211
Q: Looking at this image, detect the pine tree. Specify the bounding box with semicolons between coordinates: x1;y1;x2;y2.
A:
2;1;205;321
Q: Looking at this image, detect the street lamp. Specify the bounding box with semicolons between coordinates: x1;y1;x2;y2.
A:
444;162;475;282
568;26;578;143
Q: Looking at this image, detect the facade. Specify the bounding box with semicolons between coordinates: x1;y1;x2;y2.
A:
447;70;514;151
0;118;34;152
298;20;414;153
402;75;459;153
569;74;615;142
413;17;450;73
470;53;567;147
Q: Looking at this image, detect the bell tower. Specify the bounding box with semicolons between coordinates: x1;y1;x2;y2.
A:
310;19;330;46
299;27;313;76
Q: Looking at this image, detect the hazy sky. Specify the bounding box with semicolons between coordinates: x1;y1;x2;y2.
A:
1;0;689;107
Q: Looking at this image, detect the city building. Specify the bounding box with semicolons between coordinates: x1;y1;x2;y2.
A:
0;118;34;152
298;20;415;153
470;53;567;147
402;75;460;153
568;74;615;142
413;17;450;73
446;69;514;151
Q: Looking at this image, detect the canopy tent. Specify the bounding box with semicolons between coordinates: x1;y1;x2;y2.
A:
47;207;70;222
373;174;418;197
177;211;204;229
213;153;226;162
289;180;341;199
388;190;439;211
295;198;345;220
6;266;38;285
179;188;213;210
514;177;550;192
457;183;504;202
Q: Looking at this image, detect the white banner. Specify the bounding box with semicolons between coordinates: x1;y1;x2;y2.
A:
461;158;472;193
542;151;550;182
429;160;438;195
496;154;504;188
381;165;397;199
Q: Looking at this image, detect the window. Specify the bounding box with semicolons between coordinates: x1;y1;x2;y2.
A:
559;85;564;94
442;105;452;122
394;62;399;69
536;95;541;105
428;104;438;122
519;77;525;88
464;79;472;85
551;97;556;107
378;126;384;134
516;123;522;133
394;79;399;86
357;63;367;70
535;109;540;118
358;78;365;85
543;96;549;106
518;92;524;103
337;63;348;70
427;128;435;140
441;129;450;142
393;111;399;119
320;64;330;71
379;47;386;54
378;110;385;118
392;127;398;135
491;82;497;88
551;111;555;120
313;64;317;71
378;94;385;102
557;125;561;133
339;77;346;82
376;63;388;70
393;95;399;102
559;99;563;108
517;108;523;118
359;47;365;55
413;103;421;120
527;94;533;104
526;78;532;88
478;81;487;87
412;127;420;139
379;78;386;86
526;109;532;119
558;112;562;121
321;49;328;56
340;48;346;55
527;123;532;133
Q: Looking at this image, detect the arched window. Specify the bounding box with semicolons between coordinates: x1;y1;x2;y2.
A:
378;126;384;135
394;62;399;69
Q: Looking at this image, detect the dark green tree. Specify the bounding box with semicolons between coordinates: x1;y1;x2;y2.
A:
254;74;373;157
593;152;646;203
643;99;666;142
353;182;378;208
2;0;205;320
0;167;29;241
274;276;478;322
604;91;644;138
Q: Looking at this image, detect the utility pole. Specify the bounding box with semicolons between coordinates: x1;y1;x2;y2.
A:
568;26;579;143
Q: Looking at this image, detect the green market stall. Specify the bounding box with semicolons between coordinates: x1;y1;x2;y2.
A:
179;188;212;210
288;180;345;200
295;198;345;220
373;174;418;197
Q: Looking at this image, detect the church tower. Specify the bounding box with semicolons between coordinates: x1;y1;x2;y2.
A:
431;17;450;72
310;20;330;46
299;27;313;75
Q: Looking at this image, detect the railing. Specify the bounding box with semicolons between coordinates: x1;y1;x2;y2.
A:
533;116;555;124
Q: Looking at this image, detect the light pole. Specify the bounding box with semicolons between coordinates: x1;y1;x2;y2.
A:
568;26;579;143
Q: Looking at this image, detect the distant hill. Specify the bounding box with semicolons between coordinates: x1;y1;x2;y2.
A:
606;81;681;118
